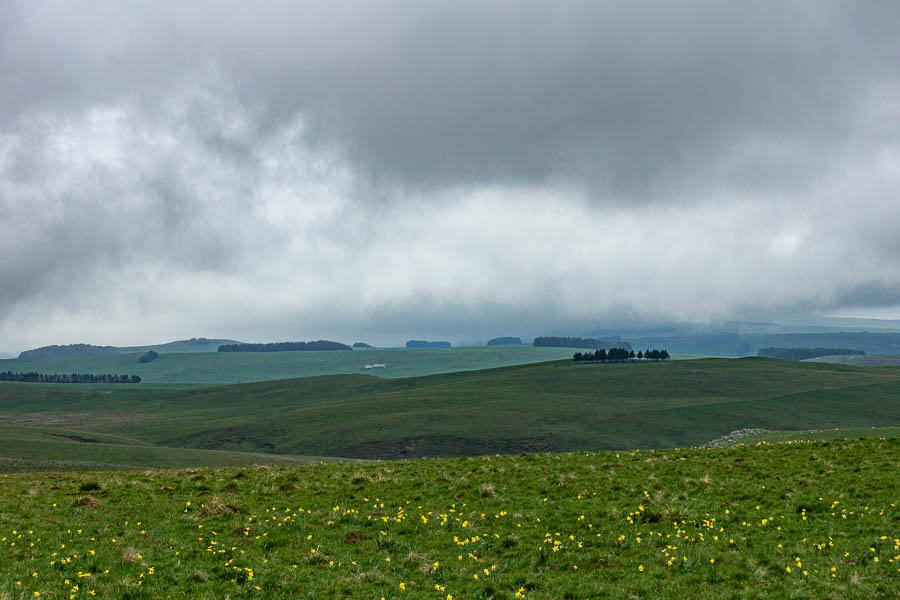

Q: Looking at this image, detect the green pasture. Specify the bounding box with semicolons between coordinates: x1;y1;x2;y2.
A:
736;426;900;444
1;358;898;461
0;346;580;385
0;424;345;473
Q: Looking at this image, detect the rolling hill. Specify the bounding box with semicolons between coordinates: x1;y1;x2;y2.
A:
0;345;580;384
0;424;345;473
1;358;898;462
804;353;900;366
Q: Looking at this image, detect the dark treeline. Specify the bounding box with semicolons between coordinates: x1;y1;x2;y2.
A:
0;371;141;383
138;350;159;363
573;348;669;362
757;347;866;361
19;343;119;359
406;340;452;349
535;336;633;351
218;340;352;352
352;342;373;348
487;336;522;346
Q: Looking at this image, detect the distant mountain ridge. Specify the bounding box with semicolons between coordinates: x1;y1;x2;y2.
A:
487;336;522;346
218;340;352;352
18;338;243;359
406;340;452;349
18;344;119;360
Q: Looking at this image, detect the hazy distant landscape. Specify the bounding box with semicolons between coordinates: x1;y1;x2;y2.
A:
1;344;583;383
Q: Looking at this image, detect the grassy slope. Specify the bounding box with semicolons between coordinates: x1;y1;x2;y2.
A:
0;438;897;599
0;425;344;473
805;354;900;366
0;346;580;384
116;338;240;354
735;426;900;444
1;358;899;459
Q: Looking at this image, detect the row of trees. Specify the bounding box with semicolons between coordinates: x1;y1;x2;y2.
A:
218;340;351;352
573;348;670;362
487;336;522;346
406;340;451;349
0;371;142;384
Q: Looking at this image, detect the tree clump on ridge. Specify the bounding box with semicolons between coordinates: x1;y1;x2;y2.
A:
572;348;669;362
406;340;452;349
218;341;352;352
139;350;159;363
487;337;522;346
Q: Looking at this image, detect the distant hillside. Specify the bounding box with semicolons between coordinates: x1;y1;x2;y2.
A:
406;340;452;349
19;343;118;359
19;338;243;359
487;336;522;346
0;346;579;384
757;347;864;361
118;337;241;354
630;331;900;357
534;336;632;351
1;358;898;459
805;354;900;367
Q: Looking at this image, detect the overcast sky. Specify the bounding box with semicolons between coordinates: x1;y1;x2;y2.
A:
1;1;899;350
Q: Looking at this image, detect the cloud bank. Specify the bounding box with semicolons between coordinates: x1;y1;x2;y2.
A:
1;1;899;349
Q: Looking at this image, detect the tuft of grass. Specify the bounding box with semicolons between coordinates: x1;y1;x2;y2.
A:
71;494;100;508
479;482;497;498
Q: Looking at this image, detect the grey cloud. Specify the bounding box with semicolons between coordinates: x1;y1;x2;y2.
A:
3;1;897;197
828;281;900;311
1;2;900;350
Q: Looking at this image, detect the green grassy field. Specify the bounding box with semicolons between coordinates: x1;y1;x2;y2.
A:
0;425;347;473
737;427;900;445
0;437;896;599
0;346;580;384
1;358;899;462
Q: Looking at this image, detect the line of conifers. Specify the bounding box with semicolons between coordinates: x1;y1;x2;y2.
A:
0;371;141;383
572;348;670;362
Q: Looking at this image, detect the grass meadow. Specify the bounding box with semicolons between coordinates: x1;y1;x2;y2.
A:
1;358;899;462
0;437;897;599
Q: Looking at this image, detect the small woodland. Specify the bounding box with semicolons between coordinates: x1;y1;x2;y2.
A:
217;341;351;352
572;348;669;362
